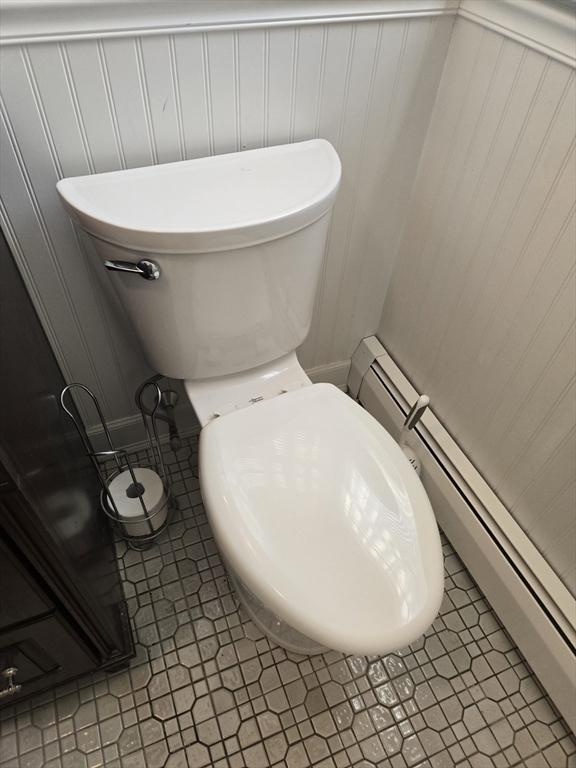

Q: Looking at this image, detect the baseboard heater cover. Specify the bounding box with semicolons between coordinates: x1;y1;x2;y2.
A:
350;336;576;732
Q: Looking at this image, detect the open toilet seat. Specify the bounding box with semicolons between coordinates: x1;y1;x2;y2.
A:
199;383;444;656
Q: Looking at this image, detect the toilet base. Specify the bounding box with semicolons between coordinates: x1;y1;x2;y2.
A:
229;571;328;656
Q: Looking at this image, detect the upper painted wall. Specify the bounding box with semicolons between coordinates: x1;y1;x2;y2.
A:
0;1;455;429
378;14;576;594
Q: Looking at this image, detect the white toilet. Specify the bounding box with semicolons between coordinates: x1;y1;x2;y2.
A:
57;139;444;656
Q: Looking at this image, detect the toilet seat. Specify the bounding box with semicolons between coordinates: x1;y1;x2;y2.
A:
199;383;444;655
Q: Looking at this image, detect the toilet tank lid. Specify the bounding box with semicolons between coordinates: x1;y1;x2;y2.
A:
56;139;341;253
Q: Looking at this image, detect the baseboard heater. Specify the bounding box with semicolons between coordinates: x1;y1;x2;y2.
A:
349;336;576;732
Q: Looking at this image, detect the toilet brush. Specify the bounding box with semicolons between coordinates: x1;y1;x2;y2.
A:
398;394;429;476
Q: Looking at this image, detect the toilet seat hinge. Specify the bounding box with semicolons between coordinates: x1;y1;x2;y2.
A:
207;382;308;422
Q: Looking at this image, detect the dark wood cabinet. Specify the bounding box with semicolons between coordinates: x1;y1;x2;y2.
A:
0;229;133;706
0;542;52;631
0;615;93;689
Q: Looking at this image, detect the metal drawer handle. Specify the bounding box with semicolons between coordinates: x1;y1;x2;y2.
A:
0;667;22;698
104;259;161;280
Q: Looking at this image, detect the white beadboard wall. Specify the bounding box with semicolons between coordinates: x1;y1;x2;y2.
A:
378;16;576;595
0;3;455;431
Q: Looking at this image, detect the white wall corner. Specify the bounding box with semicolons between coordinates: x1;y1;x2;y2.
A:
458;0;576;67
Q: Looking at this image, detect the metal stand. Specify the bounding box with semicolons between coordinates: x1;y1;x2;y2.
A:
136;374;182;452
60;381;174;550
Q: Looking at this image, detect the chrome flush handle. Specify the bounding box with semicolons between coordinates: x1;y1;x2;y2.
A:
104;259;161;280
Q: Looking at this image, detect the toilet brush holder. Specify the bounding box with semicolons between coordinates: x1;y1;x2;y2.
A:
60;381;173;549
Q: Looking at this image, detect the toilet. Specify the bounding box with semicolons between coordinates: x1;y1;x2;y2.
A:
57;139;444;656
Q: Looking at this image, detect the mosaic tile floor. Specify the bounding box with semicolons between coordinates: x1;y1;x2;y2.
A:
0;435;574;768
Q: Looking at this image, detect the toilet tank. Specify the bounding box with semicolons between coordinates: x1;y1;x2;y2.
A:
57;140;341;380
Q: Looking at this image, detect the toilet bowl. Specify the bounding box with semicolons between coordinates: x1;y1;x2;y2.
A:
57;139;444;656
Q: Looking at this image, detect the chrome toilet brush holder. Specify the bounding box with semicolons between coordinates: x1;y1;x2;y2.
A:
60;381;173;550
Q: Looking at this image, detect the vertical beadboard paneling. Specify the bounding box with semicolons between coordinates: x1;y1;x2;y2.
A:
0;46;114;416
316;21;381;365
237;29;266;151
266;27;296;148
100;38;155;169
30;43;142;417
0;10;455;431
378;18;576;594
0;114;76;382
172;33;211;159
205;31;238;155
334;16;455;363
140;36;184;164
64;41;124;173
298;22;355;368
291;25;324;143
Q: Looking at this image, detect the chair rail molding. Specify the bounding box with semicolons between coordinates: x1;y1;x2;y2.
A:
0;0;459;44
459;0;576;67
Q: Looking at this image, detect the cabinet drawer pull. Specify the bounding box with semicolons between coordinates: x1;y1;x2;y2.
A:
0;666;22;698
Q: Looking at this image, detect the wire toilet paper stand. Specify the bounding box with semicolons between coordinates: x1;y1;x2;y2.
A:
60;381;173;549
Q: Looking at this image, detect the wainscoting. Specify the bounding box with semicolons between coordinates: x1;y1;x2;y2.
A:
0;0;455;433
